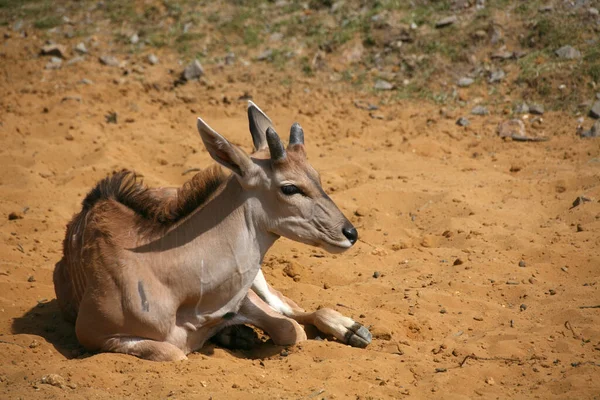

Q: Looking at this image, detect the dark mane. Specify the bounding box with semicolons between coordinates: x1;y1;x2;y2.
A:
82;165;227;225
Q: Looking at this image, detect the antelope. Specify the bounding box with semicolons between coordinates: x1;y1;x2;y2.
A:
53;102;371;361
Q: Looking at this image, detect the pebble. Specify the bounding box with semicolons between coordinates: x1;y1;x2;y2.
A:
79;78;93;85
576;224;584;232
130;33;139;44
471;105;489;116
571;196;591;208
555;45;581;60
488;69;505;83
74;42;87;54
435;15;457;28
506;280;520;285
99;55;120;67
374;79;394;90
519;260;526;268
473;316;483;321
485;377;495;385
456;117;470;126
373;271;381;278
354;207;368;217
457;77;474;87
182;59;204;81
225;52;235;65
528;277;537;284
515;103;529;114
589;101;600;119
453;258;463;266
435;367;447;373
41;374;66;389
66;56;85;66
280;349;289;357
256;49;273;61
439;308;447;314
40;44;67;58
520;304;527;311
27;275;35;282
549;289;556;295
147;53;159;65
497;119;526;138
539;5;553;12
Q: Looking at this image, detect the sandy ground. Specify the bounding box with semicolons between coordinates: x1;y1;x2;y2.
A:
1;31;600;399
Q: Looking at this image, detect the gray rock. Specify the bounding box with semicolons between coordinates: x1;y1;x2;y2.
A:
147;53;159;65
435;15;457;28
539;4;553;12
457;77;474;87
183;22;193;33
555;45;581;59
13;20;23;32
456;117;470;126
66;56;85;66
488;69;505;83
515;103;529;114
590;101;600;119
99;55;120;67
471;105;489;116
490;25;503;45
588;7;599;16
130;33;139;44
74;42;87;54
41;44;67;58
529;103;544;115
374;79;394;90
580;120;600;138
256;49;273;61
79;78;94;85
182;59;204;81
45;57;63;70
225;52;235;65
491;50;513;60
497;119;526;138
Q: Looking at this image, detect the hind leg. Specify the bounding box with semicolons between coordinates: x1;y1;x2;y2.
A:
102;337;187;361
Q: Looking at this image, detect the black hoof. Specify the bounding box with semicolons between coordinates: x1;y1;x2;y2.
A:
344;323;372;348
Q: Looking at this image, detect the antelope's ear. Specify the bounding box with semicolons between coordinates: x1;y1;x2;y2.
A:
247;101;274;152
197;117;255;178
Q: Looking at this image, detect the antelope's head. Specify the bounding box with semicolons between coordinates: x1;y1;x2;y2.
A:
196;102;357;253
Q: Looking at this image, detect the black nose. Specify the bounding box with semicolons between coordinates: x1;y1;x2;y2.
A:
342;226;358;245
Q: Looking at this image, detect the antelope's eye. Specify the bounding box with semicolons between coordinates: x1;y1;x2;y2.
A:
281;184;302;196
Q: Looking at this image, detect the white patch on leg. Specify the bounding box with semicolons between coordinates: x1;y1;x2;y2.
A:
252;270;293;316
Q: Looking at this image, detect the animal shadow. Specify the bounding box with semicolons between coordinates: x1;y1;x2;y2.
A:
11;299;86;359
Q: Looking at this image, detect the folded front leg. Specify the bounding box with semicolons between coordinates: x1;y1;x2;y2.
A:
251;270;372;348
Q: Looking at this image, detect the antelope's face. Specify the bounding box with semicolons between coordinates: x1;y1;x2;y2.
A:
196;102;358;253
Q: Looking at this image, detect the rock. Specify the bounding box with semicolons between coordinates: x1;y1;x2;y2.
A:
8;212;23;220
40;44;67;58
589;7;599;16
225;52;235;65
74;42;87;54
485;377;495;385
373;271;381;278
539;4;553;12
99;55;120;67
473;316;483;321
471;105;489;116
576;224;584;232
79;78;93;85
130;33;139;44
515;103;529;114
456;117;470;126
457;77;474;87
182;60;204;81
28;275;36;282
147;53;159;65
497;119;525;138
549;289;556;295
491;50;513;60
256;49;273;61
520;304;527;311
590;101;600;119
435;15;457;28
41;374;66;389
66;56;85;66
355;207;368;217
572;196;591;208
488;69;505;83
374;79;394;90
519;260;526;268
529;103;544;115
45;57;62;70
453;258;463;266
555;45;581;59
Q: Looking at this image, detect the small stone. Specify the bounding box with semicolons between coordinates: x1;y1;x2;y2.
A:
105;112;117;124
79;78;93;85
354;207;368;217
28;275;36;282
555;45;581;60
231;383;239;389
373;271;381;278
66;56;85;66
323;282;331;289
182;59;204;81
471;105;489;116
256;49;273;61
45;58;62;70
99;55;120;67
41;374;66;389
572;196;591;208
488;69;505;83
147;54;159;65
65;133;74;141
506;280;520;285
528;277;537;284
435;15;457;28
280;349;289;357
40;44;67;58
374;79;394;90
576;224;584;232
456;117;470;127
549;289;556;295
225;52;235;65
520;304;527;311
435;367;447;373
29;339;40;348
497;119;526;138
518;260;526;268
561;266;569;272
589;7;599;16
589;101;600;119
485;377;495;385
130;33;139;44
457;77;474;87
453;258;463;266
539;5;553;12
439;308;447;314
473;316;483;321
8;212;23;220
529;104;544;115
74;42;87;54
515;103;529;114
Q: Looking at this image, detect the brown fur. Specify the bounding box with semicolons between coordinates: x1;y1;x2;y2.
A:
53;165;227;322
